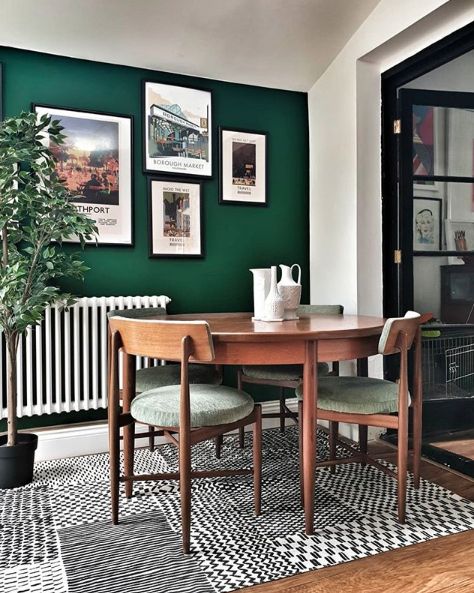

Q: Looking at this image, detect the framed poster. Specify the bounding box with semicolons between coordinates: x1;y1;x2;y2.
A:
412;105;443;197
413;197;442;251
148;178;203;258
143;81;212;178
219;127;267;205
34;104;133;246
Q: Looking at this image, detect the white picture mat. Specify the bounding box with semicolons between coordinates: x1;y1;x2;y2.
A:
150;180;201;256
221;130;266;203
144;82;212;177
35;106;132;245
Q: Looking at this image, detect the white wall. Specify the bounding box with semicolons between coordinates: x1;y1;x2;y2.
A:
309;0;474;321
413;257;445;318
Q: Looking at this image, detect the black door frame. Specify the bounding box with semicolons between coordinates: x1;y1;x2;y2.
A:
381;20;474;318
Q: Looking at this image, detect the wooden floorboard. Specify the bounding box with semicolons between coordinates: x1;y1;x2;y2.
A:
428;434;474;461
248;531;474;593
243;441;474;593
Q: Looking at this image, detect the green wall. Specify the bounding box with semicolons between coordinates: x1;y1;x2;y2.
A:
0;47;309;428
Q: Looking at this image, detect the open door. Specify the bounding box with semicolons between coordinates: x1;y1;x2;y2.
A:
396;88;474;475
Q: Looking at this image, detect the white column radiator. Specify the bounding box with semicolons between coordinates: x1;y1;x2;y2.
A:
0;295;171;420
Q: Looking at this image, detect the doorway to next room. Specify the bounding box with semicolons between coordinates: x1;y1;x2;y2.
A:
381;22;474;477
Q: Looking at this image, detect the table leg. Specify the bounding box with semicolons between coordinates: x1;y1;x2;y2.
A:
357;357;369;466
303;340;317;535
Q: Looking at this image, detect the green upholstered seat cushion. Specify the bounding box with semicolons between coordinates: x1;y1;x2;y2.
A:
136;364;221;393
241;363;329;381
295;376;408;414
131;384;254;428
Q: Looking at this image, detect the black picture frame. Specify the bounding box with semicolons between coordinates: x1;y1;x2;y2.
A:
413;196;442;251
143;80;212;179
218;126;268;206
33;103;134;247
148;177;204;258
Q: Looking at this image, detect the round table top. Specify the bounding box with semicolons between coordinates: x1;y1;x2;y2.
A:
163;312;385;343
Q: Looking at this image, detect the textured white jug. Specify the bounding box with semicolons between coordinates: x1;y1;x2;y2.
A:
263;266;285;321
278;264;302;320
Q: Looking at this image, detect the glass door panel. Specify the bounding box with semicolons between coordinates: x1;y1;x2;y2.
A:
413;105;474;178
413;182;474;253
399;88;474;419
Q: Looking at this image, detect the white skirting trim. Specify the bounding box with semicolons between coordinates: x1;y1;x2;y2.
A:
32;400;382;461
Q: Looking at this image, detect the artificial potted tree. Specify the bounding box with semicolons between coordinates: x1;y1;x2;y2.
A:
0;112;96;488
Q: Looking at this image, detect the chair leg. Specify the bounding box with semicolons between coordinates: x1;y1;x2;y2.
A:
238;427;245;448
279;388;286;433
237;370;245;449
359;424;368;468
123;421;135;499
109;405;120;525
298;400;304;507
215;434;223;459
237;371;246;449
253;405;262;516
148;426;155;452
329;421;339;474
412;402;422;490
179;430;192;554
122;353;135;500
398;413;408;524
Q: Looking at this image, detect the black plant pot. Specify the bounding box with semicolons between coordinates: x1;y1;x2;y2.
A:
0;433;38;489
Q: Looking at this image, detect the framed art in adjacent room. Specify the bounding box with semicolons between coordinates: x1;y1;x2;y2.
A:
445;220;474;252
143;81;212;178
219;127;267;205
413;196;442;251
34;104;133;246
412;105;443;198
148;178;203;258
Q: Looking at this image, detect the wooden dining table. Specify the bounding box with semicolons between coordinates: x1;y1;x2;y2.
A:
163;311;386;535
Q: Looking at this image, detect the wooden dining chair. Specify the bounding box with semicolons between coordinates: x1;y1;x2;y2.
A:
296;311;429;522
235;304;343;448
108;316;262;554
108;308;222;451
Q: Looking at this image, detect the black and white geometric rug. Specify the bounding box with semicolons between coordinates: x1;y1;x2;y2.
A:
1;426;474;593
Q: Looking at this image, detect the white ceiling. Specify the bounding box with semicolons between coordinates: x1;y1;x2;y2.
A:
0;0;380;92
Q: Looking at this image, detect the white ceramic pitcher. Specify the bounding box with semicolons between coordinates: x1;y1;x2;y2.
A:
250;268;271;321
278;264;302;320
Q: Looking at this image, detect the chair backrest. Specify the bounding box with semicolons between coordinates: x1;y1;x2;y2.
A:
107;306;166;319
297;304;344;315
378;311;421;355
108;316;215;362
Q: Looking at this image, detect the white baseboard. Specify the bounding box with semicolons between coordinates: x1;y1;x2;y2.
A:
33;400;384;461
